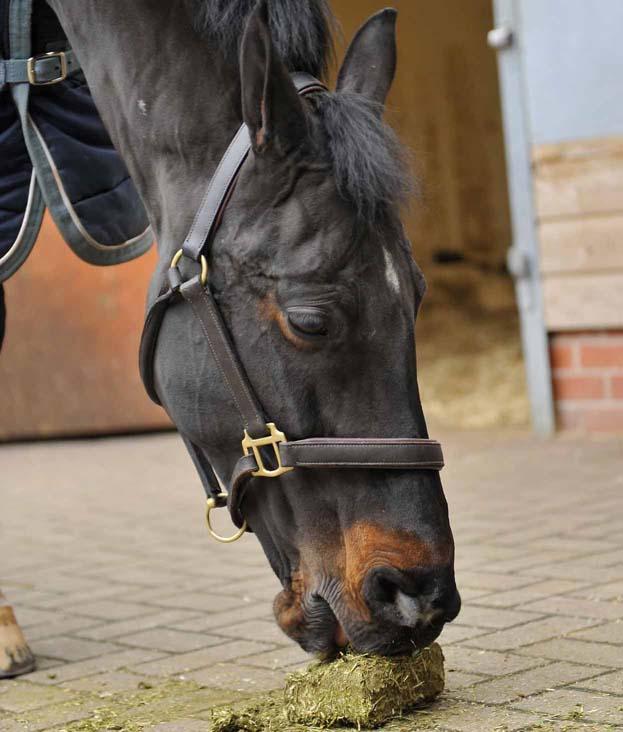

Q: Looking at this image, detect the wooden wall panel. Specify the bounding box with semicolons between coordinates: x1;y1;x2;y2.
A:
534;137;623;330
533;138;623;220
539;215;623;274
543;273;623;331
0;215;171;440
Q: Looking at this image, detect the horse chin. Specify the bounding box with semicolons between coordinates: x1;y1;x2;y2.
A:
346;619;445;657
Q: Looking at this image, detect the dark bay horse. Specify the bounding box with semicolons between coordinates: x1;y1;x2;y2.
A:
3;0;460;664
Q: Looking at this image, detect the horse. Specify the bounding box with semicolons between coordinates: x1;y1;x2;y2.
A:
1;0;460;667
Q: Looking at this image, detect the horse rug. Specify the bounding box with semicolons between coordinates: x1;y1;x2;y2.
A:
0;0;152;284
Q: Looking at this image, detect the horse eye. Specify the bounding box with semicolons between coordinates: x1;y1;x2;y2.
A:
286;307;330;339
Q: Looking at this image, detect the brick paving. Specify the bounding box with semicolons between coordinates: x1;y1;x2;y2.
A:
0;430;622;731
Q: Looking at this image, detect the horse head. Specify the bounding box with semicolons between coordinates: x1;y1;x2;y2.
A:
154;3;460;656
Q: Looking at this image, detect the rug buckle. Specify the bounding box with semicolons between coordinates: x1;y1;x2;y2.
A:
27;51;67;86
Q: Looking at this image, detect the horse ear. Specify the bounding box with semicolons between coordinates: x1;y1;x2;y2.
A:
240;1;309;155
336;8;397;110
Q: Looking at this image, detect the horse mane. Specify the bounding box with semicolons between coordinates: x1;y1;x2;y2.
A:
186;0;333;78
187;0;413;225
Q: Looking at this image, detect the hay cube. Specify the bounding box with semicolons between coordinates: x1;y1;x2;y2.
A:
212;643;444;731
284;643;444;728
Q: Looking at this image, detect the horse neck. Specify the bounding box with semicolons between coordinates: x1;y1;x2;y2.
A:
48;0;242;260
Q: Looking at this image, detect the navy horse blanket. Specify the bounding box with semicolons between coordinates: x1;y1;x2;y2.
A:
0;0;152;288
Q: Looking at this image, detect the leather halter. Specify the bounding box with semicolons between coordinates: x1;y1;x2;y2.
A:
139;72;444;541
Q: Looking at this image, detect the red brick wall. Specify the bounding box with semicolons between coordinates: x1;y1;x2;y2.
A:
550;331;623;432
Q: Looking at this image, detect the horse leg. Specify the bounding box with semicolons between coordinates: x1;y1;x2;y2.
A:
0;590;36;678
0;292;36;677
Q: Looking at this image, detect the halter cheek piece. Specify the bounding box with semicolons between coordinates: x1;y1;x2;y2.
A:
139;73;444;543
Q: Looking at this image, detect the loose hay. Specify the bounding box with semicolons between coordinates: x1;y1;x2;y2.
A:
212;693;284;732
212;643;445;731
61;678;239;732
417;265;530;430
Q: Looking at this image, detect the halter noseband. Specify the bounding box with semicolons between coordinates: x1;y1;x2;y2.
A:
139;73;444;542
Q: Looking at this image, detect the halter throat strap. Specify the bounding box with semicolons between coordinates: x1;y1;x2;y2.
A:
139;72;444;539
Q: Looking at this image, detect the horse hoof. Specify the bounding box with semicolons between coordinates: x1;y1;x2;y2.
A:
0;605;36;679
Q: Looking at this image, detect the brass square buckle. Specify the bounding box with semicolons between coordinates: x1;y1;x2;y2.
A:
241;423;294;478
27;51;68;86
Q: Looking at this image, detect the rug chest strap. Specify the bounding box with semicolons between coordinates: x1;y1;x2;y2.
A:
0;48;80;86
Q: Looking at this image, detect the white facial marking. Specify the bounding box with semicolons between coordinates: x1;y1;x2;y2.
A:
138;99;148;116
383;247;400;295
396;590;442;627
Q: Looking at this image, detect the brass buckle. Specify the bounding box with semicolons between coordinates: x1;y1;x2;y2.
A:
206;493;247;543
27;51;68;86
241;422;294;478
170;248;208;286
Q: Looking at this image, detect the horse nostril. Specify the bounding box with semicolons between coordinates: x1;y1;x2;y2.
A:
364;567;424;625
369;573;400;604
363;566;459;628
367;574;423;625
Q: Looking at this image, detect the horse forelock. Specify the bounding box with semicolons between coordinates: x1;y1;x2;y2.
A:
309;91;416;227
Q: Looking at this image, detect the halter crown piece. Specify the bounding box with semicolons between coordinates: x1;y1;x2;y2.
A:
139;73;444;543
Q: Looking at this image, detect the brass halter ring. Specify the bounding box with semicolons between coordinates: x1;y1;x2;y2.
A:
204;425;290;544
170;248;208;287
206;493;247;543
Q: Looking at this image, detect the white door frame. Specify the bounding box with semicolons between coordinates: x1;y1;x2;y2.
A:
490;0;555;436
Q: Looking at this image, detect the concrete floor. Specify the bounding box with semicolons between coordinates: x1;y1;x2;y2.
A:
1;429;622;731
